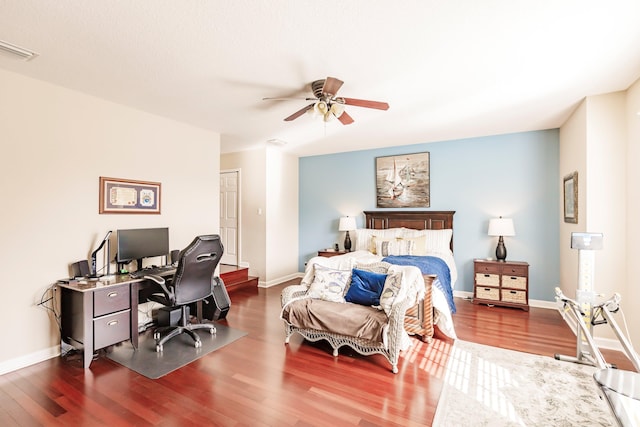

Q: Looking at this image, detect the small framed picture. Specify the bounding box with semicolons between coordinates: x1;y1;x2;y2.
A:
563;171;578;224
99;176;161;214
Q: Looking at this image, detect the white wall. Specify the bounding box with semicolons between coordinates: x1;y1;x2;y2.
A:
0;69;220;373
265;147;299;286
625;78;640;348
559;101;587;298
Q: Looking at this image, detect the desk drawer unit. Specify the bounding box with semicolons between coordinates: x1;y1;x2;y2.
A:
473;260;529;311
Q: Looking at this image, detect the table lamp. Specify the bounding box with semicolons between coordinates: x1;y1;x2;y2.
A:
488;217;515;262
338;216;357;252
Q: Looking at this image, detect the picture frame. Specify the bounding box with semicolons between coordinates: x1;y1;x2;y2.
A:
563;171;578;224
99;176;161;214
375;152;430;208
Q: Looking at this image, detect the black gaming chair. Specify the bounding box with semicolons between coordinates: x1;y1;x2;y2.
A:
146;234;224;352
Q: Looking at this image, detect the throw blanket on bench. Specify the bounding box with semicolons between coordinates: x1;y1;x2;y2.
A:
281;298;388;342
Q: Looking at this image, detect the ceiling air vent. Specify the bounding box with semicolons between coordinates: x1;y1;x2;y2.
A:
0;40;38;61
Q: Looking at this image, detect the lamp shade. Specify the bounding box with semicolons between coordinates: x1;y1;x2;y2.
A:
338;216;357;231
488;217;515;237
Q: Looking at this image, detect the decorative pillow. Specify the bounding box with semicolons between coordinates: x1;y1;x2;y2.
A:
345;268;387;306
307;264;351;303
379;272;403;316
376;239;414;256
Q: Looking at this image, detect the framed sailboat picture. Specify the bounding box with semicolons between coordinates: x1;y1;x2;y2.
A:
375;152;430;208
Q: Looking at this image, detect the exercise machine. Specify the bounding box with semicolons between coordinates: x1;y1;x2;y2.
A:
554;232;640;426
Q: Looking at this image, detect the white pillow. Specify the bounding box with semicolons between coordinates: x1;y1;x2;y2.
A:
375;239;414;256
400;228;453;254
306;264;352;303
379;272;403;316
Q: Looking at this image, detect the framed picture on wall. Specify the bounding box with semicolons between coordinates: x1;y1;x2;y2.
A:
375;152;430;208
99;176;161;214
563;171;578;224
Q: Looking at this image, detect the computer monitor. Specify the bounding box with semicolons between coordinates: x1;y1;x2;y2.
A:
116;227;169;270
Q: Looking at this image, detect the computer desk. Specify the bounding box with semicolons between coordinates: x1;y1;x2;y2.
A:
58;269;176;369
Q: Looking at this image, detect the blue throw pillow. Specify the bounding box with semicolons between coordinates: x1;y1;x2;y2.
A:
345;268;388;306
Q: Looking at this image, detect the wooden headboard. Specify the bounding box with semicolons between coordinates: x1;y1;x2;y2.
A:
363;210;455;251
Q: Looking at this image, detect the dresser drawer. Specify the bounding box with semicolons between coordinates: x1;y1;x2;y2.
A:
476;273;499;287
502;265;528;277
501;289;526;304
94;286;130;317
502;275;527;290
94;310;131;349
475;262;501;275
476;287;499;301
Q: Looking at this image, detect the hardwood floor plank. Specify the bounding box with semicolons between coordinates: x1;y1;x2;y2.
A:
0;279;634;426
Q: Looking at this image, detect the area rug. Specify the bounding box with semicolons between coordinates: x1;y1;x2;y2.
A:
432;340;614;426
106;323;246;379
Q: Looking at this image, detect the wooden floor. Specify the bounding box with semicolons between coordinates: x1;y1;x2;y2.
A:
0;280;634;426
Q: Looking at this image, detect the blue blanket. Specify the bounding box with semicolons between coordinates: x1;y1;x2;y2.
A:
382;255;456;314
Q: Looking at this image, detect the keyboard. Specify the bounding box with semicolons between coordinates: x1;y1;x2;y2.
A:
130;265;175;279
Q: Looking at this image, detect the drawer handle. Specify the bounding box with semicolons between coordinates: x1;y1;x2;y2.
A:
107;320;119;326
107;292;118;298
484;274;490;277
509;290;517;294
509;276;518;280
484;288;492;291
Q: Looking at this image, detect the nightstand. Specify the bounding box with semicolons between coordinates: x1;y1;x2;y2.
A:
473;259;529;311
317;250;348;257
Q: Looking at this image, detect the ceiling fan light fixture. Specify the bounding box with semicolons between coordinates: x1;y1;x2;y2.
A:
330;102;345;118
314;101;328;115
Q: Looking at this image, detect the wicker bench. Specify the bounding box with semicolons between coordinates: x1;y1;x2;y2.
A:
280;264;434;374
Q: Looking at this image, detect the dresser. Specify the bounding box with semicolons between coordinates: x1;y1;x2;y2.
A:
473;259;529;311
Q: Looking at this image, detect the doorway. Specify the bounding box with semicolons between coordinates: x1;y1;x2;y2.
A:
220;170;239;266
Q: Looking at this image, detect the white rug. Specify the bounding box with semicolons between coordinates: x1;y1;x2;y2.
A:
432;340;614;426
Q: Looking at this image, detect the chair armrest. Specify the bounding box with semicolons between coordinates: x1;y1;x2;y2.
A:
144;274;174;301
281;284;309;306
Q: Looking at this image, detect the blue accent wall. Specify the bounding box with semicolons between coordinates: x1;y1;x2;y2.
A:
299;129;560;302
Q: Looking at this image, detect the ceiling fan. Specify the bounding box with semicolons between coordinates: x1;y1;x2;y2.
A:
263;77;389;125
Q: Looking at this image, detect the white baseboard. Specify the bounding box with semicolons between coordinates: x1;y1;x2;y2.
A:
259;272;304;288
0;345;60;376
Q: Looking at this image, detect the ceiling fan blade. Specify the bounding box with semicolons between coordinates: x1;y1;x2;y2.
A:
340;97;389;110
263;97;316;101
337;111;354;125
322;77;344;97
284;104;315;121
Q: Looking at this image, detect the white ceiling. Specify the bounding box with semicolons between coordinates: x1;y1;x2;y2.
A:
2;1;640;157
